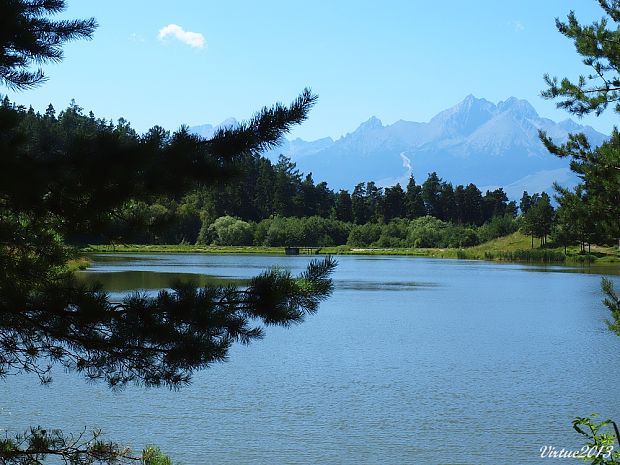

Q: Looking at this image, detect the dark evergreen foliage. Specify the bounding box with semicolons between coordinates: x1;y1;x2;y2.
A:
404;176;426;219
0;0;97;89
541;0;620;248
0;3;332;463
0;86;340;390
522;192;555;247
1;94;528;252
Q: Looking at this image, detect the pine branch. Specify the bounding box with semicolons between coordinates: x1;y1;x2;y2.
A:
206;88;318;158
0;257;336;388
0;427;146;465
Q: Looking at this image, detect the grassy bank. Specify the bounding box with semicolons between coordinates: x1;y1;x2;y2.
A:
458;232;619;264
82;244;289;254
66;256;92;271
83;243;462;258
82;232;619;265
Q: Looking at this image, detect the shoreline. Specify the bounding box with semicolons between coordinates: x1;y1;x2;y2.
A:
81;241;620;266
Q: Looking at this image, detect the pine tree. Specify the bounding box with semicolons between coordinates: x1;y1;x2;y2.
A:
404;176;426;219
273;155;302;217
539;7;620;427
254;158;276;218
301;173;318;216
365;181;383;222
351;183;370;224
0;3;336;462
462;183;483;225
421;172;442;218
439;182;456;222
382;183;405;221
540;0;620;246
481;188;509;223
522;193;555;247
1;89;335;387
0;0;97;89
313;181;335;218
519;191;532;215
334;190;353;222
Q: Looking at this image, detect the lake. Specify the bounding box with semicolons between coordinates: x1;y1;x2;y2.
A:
2;254;620;465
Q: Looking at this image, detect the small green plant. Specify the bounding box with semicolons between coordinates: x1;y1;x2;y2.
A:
572;414;620;464
142;446;175;465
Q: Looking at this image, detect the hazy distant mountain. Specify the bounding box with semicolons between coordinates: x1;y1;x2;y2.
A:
189;118;240;140
189;96;607;198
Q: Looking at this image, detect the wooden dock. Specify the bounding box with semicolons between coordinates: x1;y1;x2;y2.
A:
284;247;322;255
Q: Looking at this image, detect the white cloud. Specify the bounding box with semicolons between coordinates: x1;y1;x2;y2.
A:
158;24;205;49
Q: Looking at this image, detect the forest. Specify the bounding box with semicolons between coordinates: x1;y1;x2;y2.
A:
1;95;572;251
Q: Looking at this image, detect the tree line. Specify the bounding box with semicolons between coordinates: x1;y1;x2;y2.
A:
8;93;616;254
2;95;541;246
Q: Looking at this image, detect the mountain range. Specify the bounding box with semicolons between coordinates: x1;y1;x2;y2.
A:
190;95;607;199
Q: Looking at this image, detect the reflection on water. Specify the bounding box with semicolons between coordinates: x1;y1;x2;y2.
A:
520;263;620;275
337;280;439;291
76;270;247;292
2;253;620;465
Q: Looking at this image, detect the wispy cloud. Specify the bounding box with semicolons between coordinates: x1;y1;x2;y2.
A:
158;24;205;49
510;20;525;32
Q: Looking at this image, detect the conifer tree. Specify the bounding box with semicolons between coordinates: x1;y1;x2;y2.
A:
0;2;336;462
382;183;405;222
461;183;483;225
334;190;353;222
540;0;620;245
0;0;97;89
351;183;370;224
421;172;442;218
404;176;426;219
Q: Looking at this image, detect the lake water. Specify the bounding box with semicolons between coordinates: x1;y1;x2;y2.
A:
2;254;620;465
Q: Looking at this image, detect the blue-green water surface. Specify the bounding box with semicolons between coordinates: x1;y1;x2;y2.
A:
2;254;620;465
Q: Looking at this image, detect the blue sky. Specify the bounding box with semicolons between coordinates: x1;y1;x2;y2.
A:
5;0;617;140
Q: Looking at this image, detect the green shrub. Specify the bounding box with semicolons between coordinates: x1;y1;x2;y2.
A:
406;216;449;248
196;216;254;245
347;223;382;247
477;214;519;243
444;225;479;248
570;414;620;464
253;218;272;245
143;446;174;465
256;216;351;246
371;219;407;247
